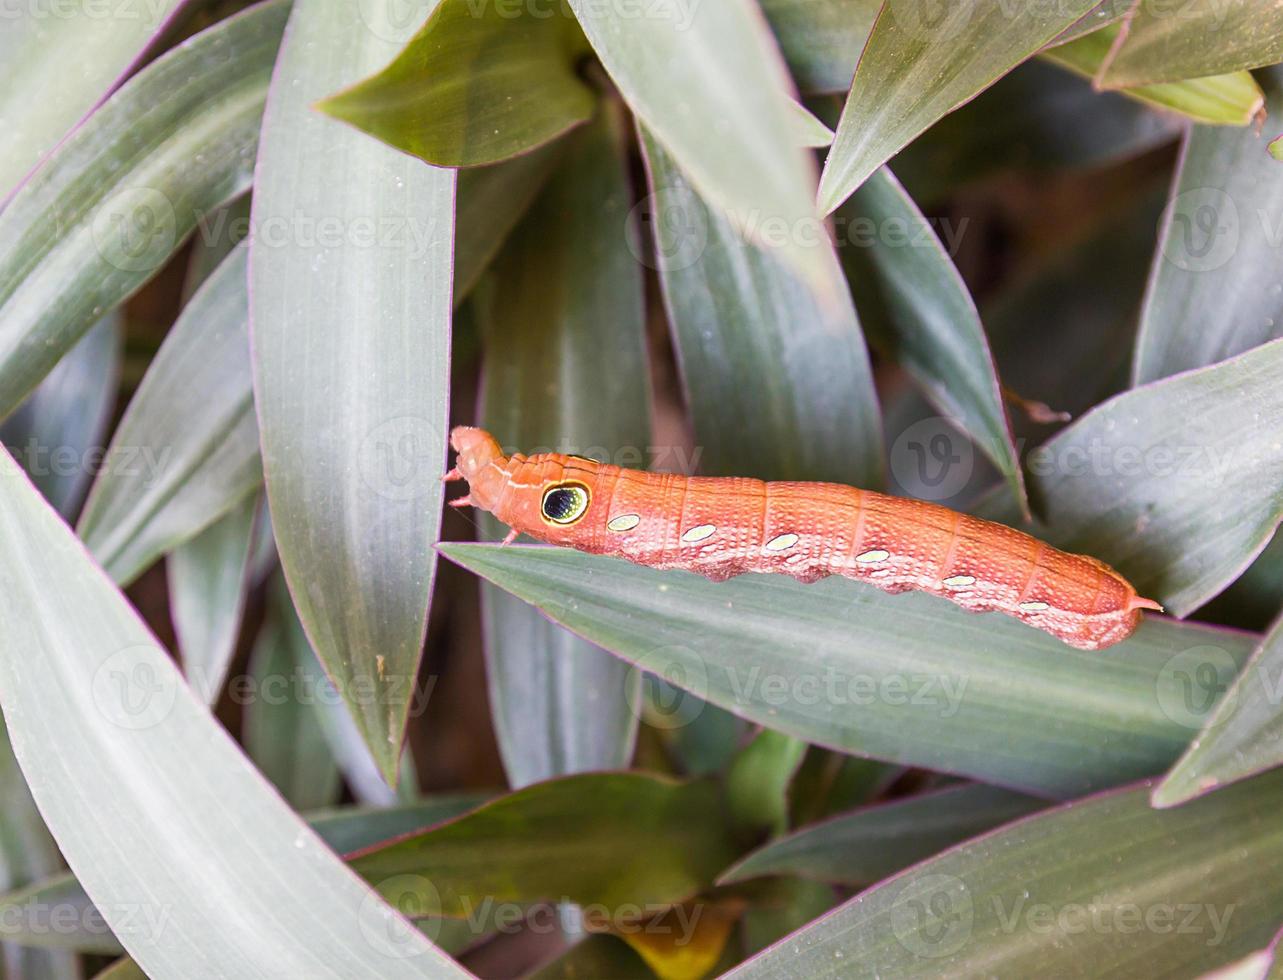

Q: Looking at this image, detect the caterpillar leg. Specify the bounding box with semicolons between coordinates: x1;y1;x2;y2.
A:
443;467;464;483
448;495;473;508
500;528;519;546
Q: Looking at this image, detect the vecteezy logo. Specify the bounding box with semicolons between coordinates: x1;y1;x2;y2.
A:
92;645;179;730
355;0;434;45
1162;187;1240;273
625;644;708;730
1156;646;1239;730
625;189;710;273
358;875;442;958
883;0;973;40
890;417;974;502
357;415;442;502
890;873;974;959
90;186;177;274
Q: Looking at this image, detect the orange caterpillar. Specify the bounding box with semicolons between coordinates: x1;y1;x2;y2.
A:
446;427;1161;650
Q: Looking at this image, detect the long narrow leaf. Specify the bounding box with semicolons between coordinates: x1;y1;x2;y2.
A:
318;0;593;167
0;0;285;420
721;784;1046;886
1045;23;1264;126
474;105;647;787
639;126;883;488
0;795;489;956
453;143;565;305
167;494;259;704
839;166;1025;511
77;245;261;586
819;0;1100;214
978;340;1283;617
1154;614;1283;808
0;724;79;976
0;445;468;975
1133;71;1283;384
1098;2;1283;88
441;542;1257;798
565;0;832;295
725;773;1283;978
0;313;120;519
349;773;737;916
249;0;456;783
0;0;187;202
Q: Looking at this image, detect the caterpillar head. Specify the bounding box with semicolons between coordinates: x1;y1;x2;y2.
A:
449;426;507;510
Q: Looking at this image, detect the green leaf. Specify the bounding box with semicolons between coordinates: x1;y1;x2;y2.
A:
0;724;81;975
1044;23;1265;125
565;0;832;295
0;794;490;958
270;581;424;808
308;795;492;854
789;750;903;826
978;340;1283;618
0;312;120;519
724;773;1283;978
167;493;259;705
0;0;285;420
786;99;835;148
245;575;343;812
440;543;1257;798
1154;614;1283;807
819;0;1101;214
740;877;838;957
349;772;738;916
0;0;185;201
638;126;883;488
722;784;1046;886
317;0;594;167
891;61;1178;205
1098;2;1283;89
758;0;878;94
0;439;468;973
726;728;808;839
77;245;261;586
474;105;647;787
1133;71;1283;384
249;0;456;784
838;166;1025;512
183;193;253;297
453;141;565;304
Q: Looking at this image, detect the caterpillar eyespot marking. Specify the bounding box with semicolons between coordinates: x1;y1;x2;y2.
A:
540;482;590;525
449;426;1160;650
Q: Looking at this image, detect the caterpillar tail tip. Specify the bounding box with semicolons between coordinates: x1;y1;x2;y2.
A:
1131;595;1164;613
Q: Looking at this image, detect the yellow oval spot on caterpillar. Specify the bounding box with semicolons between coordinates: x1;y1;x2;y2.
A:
856;549;890;564
682;524;716;543
1020;601;1050;612
943;575;976;588
607;514;641;532
765;533;799;551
